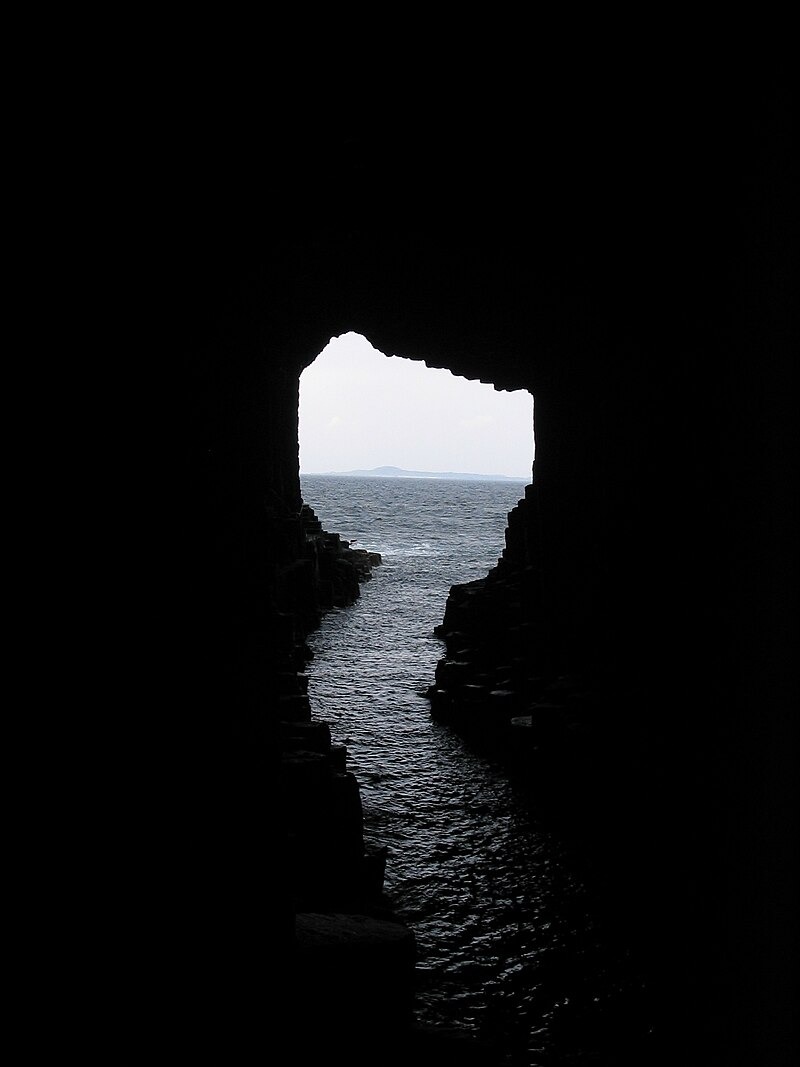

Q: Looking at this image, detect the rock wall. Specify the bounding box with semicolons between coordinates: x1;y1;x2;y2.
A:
172;71;795;1065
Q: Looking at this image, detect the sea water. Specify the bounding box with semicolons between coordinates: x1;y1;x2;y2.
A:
299;474;651;1066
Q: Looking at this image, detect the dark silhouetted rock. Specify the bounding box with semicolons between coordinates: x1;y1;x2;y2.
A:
173;78;794;1067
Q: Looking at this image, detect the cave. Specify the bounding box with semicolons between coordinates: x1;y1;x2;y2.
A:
172;74;795;1066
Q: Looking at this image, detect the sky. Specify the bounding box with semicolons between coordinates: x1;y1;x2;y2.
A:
299;333;534;479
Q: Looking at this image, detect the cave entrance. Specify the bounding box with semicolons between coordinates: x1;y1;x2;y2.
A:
299;331;534;482
296;324;536;775
298;329;534;649
294;336;629;1055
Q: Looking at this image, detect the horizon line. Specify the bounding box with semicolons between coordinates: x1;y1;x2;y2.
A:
301;464;530;481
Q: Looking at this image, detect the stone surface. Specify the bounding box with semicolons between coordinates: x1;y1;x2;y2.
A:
171;74;794;1067
288;912;417;1054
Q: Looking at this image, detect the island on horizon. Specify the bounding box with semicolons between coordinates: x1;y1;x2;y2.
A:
301;465;529;483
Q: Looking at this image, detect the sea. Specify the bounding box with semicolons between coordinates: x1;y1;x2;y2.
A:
299;474;653;1067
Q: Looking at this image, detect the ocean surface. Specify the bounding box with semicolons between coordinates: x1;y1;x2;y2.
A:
299;475;651;1066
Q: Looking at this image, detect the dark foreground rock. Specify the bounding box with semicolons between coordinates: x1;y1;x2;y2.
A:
287;911;504;1064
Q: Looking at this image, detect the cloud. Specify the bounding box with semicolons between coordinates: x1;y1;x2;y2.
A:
327;415;345;429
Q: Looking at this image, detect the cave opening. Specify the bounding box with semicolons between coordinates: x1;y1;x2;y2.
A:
297;329;536;679
290;334;656;1058
296;328;537;727
298;331;535;482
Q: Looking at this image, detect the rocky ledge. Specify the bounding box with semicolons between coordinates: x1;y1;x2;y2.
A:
272;504;433;1057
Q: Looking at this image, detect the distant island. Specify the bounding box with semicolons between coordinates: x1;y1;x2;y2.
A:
303;465;528;482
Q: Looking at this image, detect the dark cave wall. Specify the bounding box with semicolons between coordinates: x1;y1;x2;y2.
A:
179;78;795;1063
192;239;792;1046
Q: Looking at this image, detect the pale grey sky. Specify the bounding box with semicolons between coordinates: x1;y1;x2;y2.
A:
299;333;534;478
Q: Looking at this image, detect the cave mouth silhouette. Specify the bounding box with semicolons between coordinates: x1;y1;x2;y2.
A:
298;332;535;482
